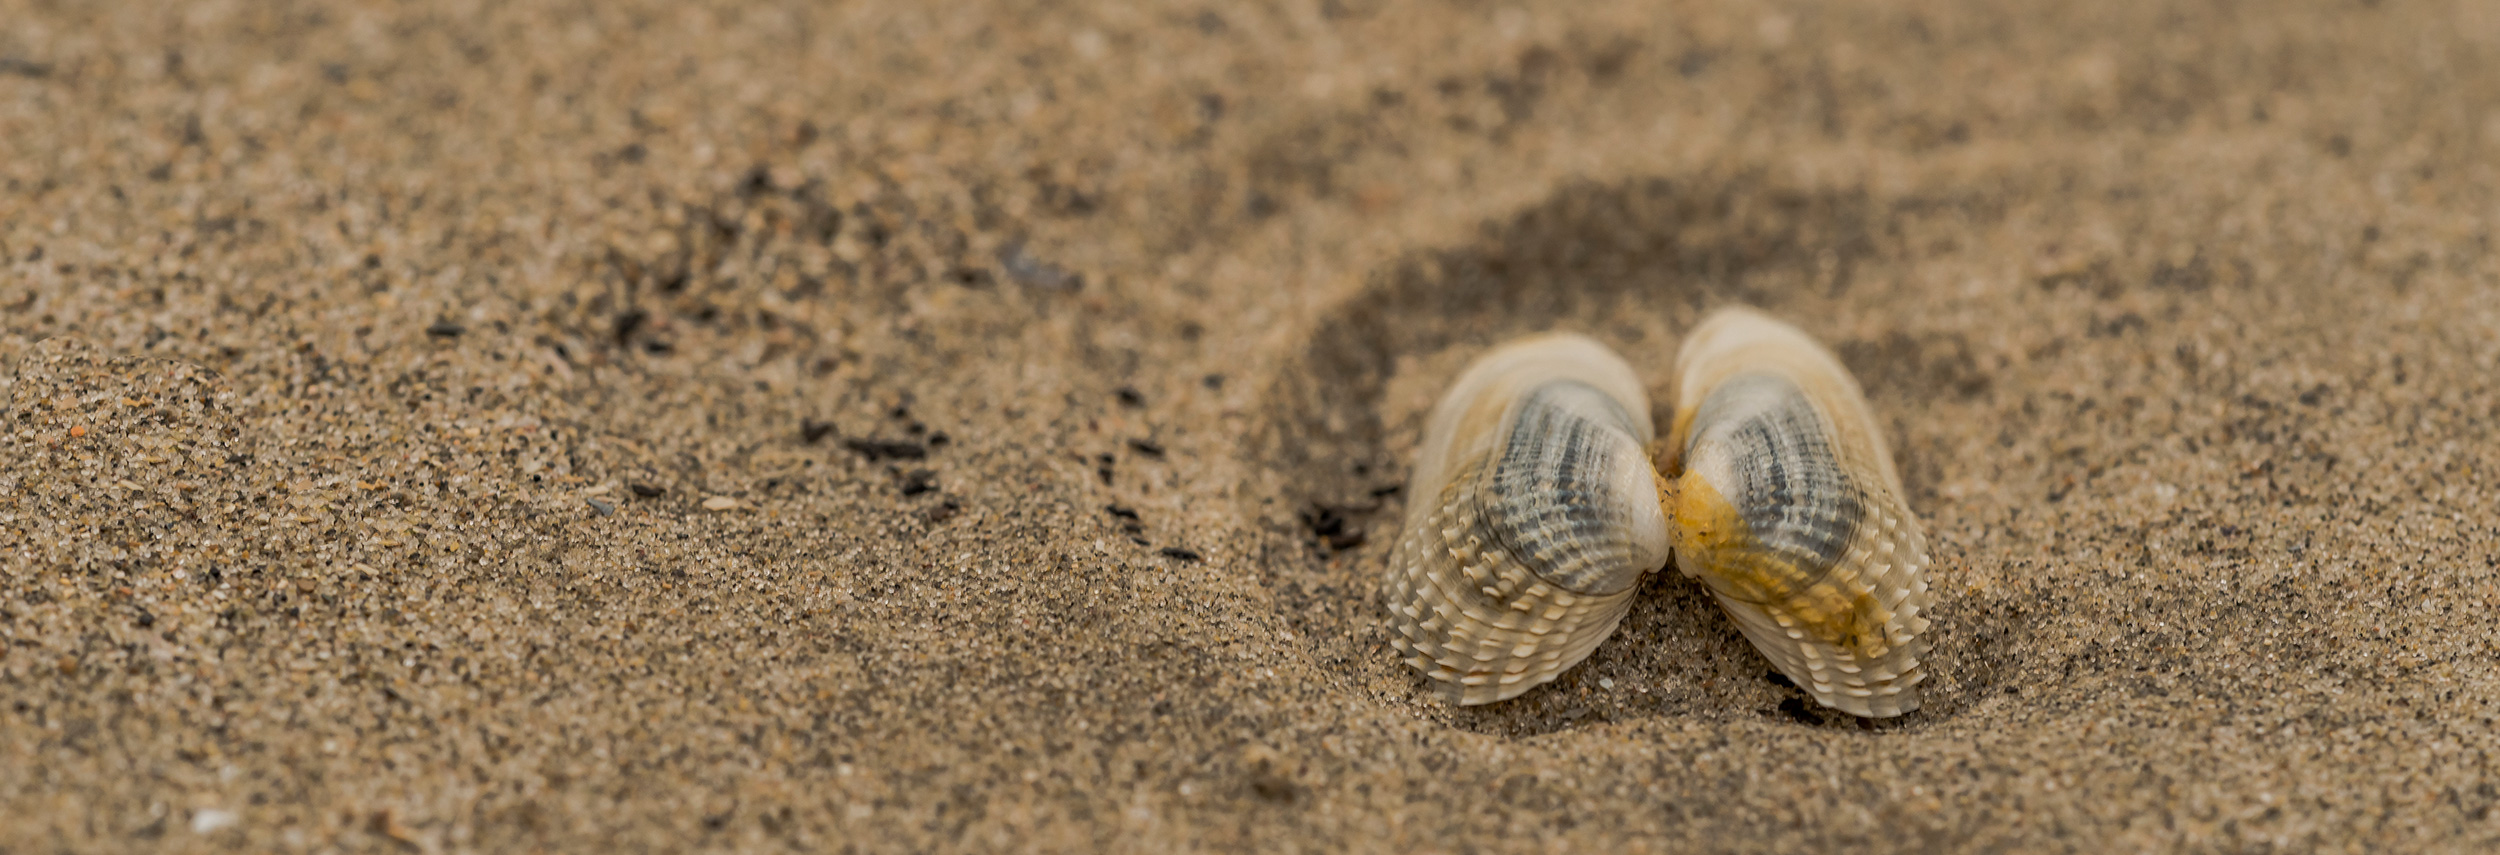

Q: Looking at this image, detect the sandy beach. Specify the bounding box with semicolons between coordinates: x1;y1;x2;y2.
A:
5;0;2500;850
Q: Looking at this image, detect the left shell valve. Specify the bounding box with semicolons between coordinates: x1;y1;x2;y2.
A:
1383;334;1673;705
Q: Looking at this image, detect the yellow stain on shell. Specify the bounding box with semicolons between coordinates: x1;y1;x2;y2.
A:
1668;471;1895;660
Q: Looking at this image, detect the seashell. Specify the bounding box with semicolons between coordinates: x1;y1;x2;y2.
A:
1384;334;1672;704
1657;307;1934;717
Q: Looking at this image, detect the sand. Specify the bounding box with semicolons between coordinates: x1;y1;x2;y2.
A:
4;0;2499;851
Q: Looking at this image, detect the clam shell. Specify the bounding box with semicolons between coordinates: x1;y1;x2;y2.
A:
1660;307;1934;717
1385;334;1672;705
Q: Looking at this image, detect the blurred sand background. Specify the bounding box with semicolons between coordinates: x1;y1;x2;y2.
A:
5;0;2500;850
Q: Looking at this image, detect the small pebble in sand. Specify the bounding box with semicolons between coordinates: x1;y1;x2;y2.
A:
701;496;740;511
191;809;237;834
997;240;1082;290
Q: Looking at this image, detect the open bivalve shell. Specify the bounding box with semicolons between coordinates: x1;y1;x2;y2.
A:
1384;334;1672;705
1659;307;1935;718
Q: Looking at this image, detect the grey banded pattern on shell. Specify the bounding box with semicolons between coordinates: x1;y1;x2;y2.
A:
1385;334;1670;705
1665;307;1934;718
1684;373;1866;584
